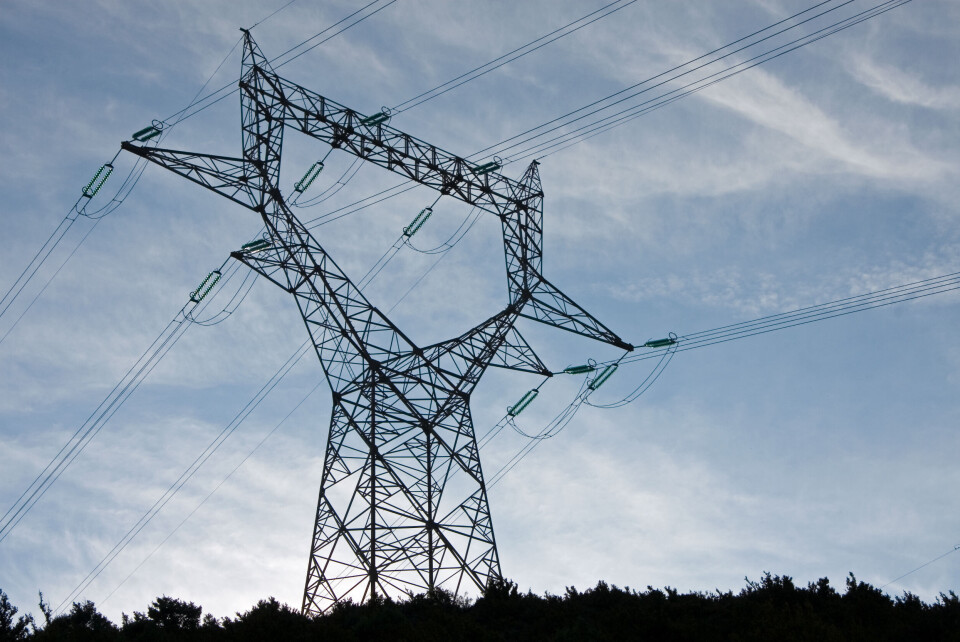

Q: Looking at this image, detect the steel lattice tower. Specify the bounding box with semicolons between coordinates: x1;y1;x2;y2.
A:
123;32;632;614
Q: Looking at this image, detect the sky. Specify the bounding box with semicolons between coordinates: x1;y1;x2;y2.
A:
1;0;958;623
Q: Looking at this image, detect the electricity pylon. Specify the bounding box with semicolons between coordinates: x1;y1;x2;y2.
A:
122;31;632;615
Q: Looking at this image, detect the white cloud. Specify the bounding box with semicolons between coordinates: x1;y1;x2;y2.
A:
701;69;951;183
848;54;960;110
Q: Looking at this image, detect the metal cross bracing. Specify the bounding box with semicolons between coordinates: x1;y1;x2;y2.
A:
121;31;632;615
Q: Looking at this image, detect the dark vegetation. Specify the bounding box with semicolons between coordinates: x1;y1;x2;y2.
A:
3;573;958;641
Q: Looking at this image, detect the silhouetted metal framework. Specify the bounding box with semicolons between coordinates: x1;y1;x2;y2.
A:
122;31;632;615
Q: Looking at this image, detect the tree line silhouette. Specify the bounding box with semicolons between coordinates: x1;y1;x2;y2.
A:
2;573;958;641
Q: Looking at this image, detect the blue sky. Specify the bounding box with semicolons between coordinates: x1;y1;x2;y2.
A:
1;0;958;622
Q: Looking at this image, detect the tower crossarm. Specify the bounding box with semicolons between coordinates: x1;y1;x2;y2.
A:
119;144;260;211
521;275;633;351
243;68;534;219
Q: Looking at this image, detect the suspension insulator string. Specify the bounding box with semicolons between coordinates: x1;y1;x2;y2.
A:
588;363;618;391
189;270;222;303
507;389;539;417
81;164;114;198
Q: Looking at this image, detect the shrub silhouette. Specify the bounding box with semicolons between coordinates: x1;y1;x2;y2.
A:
6;574;959;641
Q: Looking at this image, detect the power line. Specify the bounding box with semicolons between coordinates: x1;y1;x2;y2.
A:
0;313;191;543
0;145;125;327
98;378;326;607
526;0;913;162
585;341;676;409
6;0;899;336
0;0;352;350
299;1;907;237
470;0;847;160
249;0;298;30
119;2;877;252
613;271;960;368
491;0;912;163
125;1;932;514
55;205;469;602
391;0;639;114
880;544;960;592
0;258;242;543
0;218;102;349
55;340;314;613
273;0;399;70
161;0;398;127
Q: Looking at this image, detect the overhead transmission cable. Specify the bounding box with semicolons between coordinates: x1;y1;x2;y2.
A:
0;218;103;349
585;338;677;408
293;0;927;475
474;0;913;164
299;0;904;235
467;0;845;161
879;544;960;592
98;378;326;607
166;0;632;131
84;0;932;601
1;0;375;351
8;149;439;554
13;247;310;601
0;21;248;330
290;0;649;222
485;355;633;487
55;206;449;601
11;0;385;337
162;0;398;127
0;148;122;327
291;156;364;209
0;256;248;544
354;193;444;290
98;0;641;321
352;269;959;567
259;0;647;218
249;0;299;30
489;271;959;473
390;0;639;114
289;0;895;320
294;0;915;334
93;1;903;246
521;0;914;163
139;0;639;235
212;0;929;471
404;206;483;255
272;0;398;69
59;219;447;601
382;206;484;312
187;267;259;326
608;270;960;369
55;339;314;613
145;0;296;133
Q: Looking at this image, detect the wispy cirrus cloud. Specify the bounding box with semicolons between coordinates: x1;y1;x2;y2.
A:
847;54;960;111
